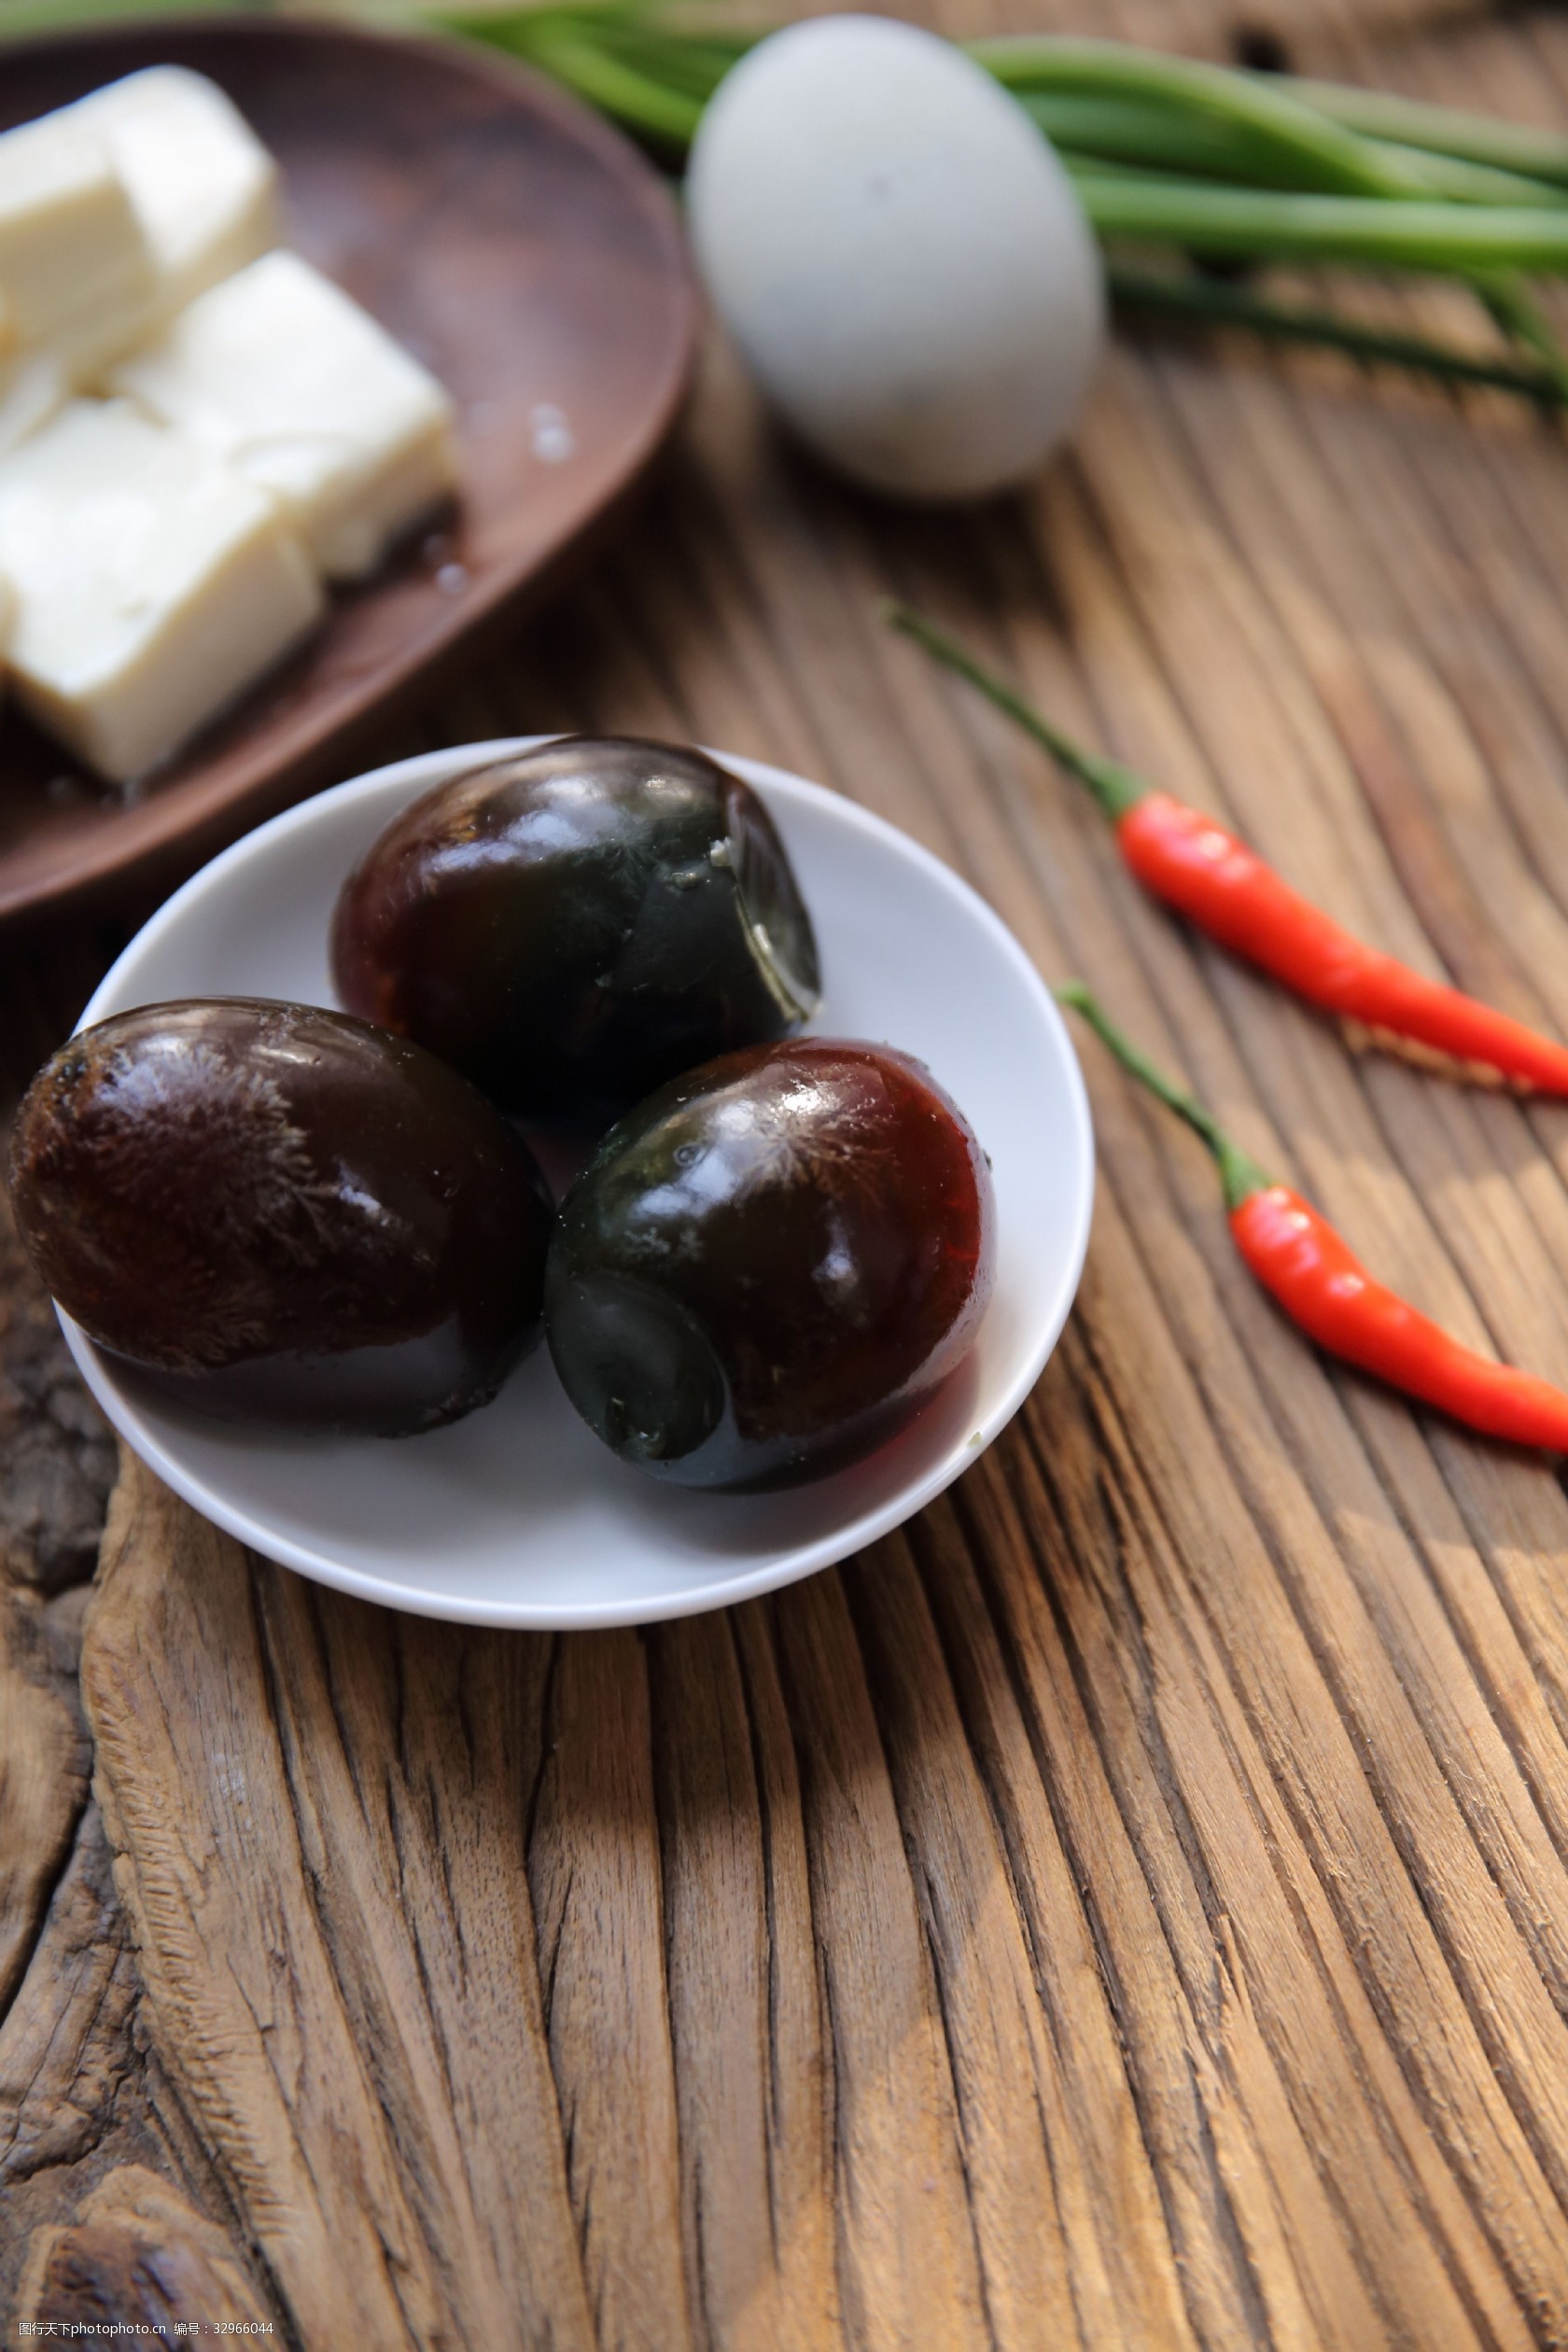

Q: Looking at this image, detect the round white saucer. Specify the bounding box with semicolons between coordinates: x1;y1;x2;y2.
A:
60;740;1094;1627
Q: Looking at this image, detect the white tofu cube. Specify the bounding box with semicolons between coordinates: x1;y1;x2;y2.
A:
70;68;282;322
0;111;153;348
0;346;66;459
112;250;458;581
0;399;322;782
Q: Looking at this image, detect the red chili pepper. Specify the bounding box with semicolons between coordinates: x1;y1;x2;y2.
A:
888;603;1568;1096
1229;1185;1568;1445
1117;795;1568;1091
1057;981;1568;1451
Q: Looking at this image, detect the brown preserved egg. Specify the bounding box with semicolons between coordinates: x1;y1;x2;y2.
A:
7;998;553;1435
330;735;821;1121
545;1039;995;1489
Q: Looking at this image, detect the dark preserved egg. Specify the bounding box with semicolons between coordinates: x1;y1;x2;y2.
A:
330;735;821;1121
545;1040;995;1490
7;998;553;1435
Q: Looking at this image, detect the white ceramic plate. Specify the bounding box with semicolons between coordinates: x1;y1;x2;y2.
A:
60;741;1094;1628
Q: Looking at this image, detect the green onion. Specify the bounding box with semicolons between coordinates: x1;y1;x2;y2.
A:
1108;267;1568;404
12;0;1568;415
0;0;244;24
1073;172;1568;272
1281;76;1568;190
1018;94;1568;207
972;37;1439;201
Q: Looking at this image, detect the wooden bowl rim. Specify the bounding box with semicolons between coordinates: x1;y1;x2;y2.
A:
0;12;698;934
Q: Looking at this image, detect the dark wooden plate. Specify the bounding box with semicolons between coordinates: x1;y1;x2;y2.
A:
0;16;696;931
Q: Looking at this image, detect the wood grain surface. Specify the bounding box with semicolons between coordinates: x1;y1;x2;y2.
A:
12;0;1568;2344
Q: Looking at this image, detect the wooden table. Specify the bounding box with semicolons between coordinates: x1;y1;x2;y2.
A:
13;1;1568;2342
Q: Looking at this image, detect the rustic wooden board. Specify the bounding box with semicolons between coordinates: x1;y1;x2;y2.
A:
11;0;1568;2343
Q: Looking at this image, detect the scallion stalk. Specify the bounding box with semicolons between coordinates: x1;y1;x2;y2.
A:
1108;266;1568;403
1018;94;1568;206
1073;172;1568;272
1281;76;1568;190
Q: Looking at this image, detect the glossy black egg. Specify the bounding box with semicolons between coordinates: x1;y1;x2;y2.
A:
545;1040;996;1490
7;999;553;1435
329;736;821;1122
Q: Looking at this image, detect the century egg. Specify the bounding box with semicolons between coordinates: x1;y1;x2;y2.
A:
329;735;821;1123
544;1039;995;1490
7;998;553;1435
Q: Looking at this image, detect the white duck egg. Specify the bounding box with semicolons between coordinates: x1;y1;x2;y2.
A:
687;13;1105;500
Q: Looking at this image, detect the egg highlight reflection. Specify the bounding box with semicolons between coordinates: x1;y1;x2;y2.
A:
687;13;1105;500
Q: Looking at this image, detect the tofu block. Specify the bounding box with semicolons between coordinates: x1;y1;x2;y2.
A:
113;250;459;581
0;111;153;348
0;346;66;459
52;273;169;396
0;399;323;782
70;68;282;321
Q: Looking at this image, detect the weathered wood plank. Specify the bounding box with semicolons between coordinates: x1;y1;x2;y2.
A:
17;2165;272;2336
650;1611;838;2352
0;1581;89;2021
0;1117;117;1598
81;1459;595;2349
529;1630;693;2351
18;2;1568;2343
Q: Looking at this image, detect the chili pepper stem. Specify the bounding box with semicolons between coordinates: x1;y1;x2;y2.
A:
881;602;1145;822
1056;981;1274;1209
1056;985;1568;1453
893;605;1568;1097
